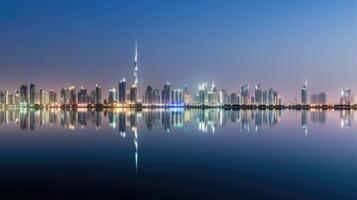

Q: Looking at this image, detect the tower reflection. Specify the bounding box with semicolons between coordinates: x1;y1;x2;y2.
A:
0;108;354;133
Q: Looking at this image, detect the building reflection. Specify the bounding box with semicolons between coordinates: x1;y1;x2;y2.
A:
0;108;354;133
340;110;353;129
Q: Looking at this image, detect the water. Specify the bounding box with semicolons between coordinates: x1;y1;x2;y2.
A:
0;108;356;199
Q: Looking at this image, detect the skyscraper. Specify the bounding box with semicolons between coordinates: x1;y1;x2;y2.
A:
119;78;126;103
130;42;139;103
255;83;263;105
29;84;35;106
133;41;138;87
108;88;117;104
240;84;249;105
310;92;327;105
95;84;102;105
49;90;57;105
301;78;308;105
144;86;153;104
171;89;184;105
78;86;88;105
340;89;352;105
153;88;161;105
14;90;19;106
129;86;137;104
162;83;171;105
40;88;49;106
19;84;28;106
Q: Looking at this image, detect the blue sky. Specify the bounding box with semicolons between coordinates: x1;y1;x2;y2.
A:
0;0;356;102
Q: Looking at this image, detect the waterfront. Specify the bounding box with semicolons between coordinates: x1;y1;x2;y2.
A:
0;109;356;199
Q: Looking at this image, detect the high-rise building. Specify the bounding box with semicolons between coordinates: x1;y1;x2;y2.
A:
19;84;28;106
40;89;49;105
240;84;249;105
301;78;308;105
230;93;238;105
95;84;102;105
6;91;13;106
129;86;137;104
219;89;228;105
49;90;57;105
78;86;88;105
255;83;263;105
133;41;138;88
129;42;139;104
0;91;5;106
153;88;161;105
60;88;66;105
171;89;184;105
69;86;76;105
29;84;36;106
183;84;191;105
119;78;126;103
340;89;352;105
262;90;268;105
162;83;171;105
14;90;19;106
108;88;117;104
144;86;153;104
268;88;277;105
310;92;327;105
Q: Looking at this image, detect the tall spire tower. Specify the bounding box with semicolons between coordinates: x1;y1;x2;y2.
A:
133;41;138;87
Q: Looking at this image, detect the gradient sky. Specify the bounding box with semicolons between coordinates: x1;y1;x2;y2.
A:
0;0;356;102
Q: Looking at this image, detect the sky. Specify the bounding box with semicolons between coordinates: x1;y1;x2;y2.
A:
0;0;356;102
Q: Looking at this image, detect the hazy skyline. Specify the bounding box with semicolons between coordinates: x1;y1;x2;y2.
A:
0;0;356;102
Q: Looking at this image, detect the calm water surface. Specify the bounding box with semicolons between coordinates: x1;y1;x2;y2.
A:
0;109;356;199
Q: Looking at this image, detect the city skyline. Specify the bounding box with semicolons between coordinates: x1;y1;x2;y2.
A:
0;42;355;106
0;0;356;102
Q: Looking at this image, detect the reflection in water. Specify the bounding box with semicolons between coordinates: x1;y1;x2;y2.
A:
0;108;355;133
0;108;356;175
340;110;354;129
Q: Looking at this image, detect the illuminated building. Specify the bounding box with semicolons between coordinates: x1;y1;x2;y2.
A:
95;84;102;105
29;84;36;106
197;84;206;104
301;78;308;105
19;84;28;106
129;42;139;104
40;88;49;105
262;90;268;105
240;84;249;105
340;89;352;105
129;86;137;104
14;90;19;106
230;93;238;105
61;86;76;105
219;89;228;105
268;88;279;105
78;87;87;105
153;88;161;105
255;83;263;105
171;89;184;105
144;86;153;104
0;91;4;106
119;78;126;103
5;91;13;106
161;83;170;105
183;84;191;105
108;88;117;104
49;90;57;105
310;92;327;105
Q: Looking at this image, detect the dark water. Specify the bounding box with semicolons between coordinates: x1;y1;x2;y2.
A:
0;108;356;199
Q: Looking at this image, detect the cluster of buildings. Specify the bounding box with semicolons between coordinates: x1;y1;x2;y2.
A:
0;43;356;108
300;79;355;106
